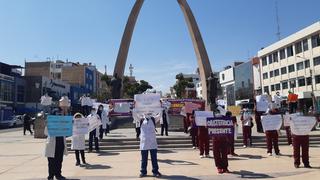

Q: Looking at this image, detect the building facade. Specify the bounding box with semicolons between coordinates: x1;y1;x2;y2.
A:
234;61;254;105
258;22;320;110
219;66;235;106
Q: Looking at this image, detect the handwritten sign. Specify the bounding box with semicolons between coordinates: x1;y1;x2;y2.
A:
207;116;234;137
47;115;73;137
194;111;213;126
261;115;282;132
256;95;269;112
88;115;102;132
290;116;316;135
73;118;89;135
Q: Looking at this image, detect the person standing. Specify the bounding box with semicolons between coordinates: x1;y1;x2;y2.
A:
59;95;70;116
198;125;209;158
72;113;87;166
160;108;169;136
23;113;33;135
80;94;88;116
287;91;298;114
97;104;110;140
254;93;270;133
226;112;238;156
265;105;281;156
88;108;100;153
283;111;293;145
189;111;198;149
180;104;189;133
139;115;162;178
241;109;253;147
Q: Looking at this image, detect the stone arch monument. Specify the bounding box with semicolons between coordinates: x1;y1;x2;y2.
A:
112;0;214;109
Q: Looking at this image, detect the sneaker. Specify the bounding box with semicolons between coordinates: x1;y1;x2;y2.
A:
47;176;54;180
267;153;272;156
153;172;162;178
217;168;223;174
200;155;204;158
192;146;196;149
243;145;247;148
205;154;210;158
75;162;80;166
55;175;66;180
304;164;312;168
139;173;147;178
294;164;299;168
276;152;281;156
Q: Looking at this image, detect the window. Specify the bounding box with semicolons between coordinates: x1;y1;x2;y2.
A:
271;85;275;91
263;73;268;79
298;78;305;87
222;74;225;81
275;83;281;90
17;85;24;102
288;64;295;73
304;60;310;68
273;52;278;62
270;71;274;78
311;34;320;48
280;48;286;59
313;56;320;66
268;54;273;64
274;69;280;76
303;39;308;51
306;77;312;85
290;79;296;88
287;45;294;57
262;56;267;66
263;86;269;94
296;62;304;70
282;81;288;89
316;75;320;84
295;41;302;54
281;67;287;74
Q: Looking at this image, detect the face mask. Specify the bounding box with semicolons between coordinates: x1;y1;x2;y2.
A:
99;108;103;111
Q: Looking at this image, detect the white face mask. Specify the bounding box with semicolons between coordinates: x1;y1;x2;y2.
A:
99;108;103;111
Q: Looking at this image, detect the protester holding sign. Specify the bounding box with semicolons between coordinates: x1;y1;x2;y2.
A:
283;112;293;145
44;116;69;180
207;115;234;174
197;125;209;158
226;111;238;156
255;93;270;133
72;113;88;166
290;114;316;168
88;108;101;153
241;109;253;147
262;107;282;156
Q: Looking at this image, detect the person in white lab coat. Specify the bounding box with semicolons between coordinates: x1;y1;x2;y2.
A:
87;108;100;152
71;113;87;166
97;104;110;140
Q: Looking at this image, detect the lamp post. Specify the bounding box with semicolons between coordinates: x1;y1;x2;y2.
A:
296;55;317;113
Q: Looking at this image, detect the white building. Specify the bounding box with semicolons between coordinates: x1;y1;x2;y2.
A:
196;81;203;99
258;21;320;102
219;66;235;106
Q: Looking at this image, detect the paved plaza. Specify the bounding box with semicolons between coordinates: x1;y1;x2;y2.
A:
0;127;319;180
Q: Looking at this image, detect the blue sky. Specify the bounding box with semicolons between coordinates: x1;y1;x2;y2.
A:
0;0;319;93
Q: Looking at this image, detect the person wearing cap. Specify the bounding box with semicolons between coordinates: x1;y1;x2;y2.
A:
241;108;253;147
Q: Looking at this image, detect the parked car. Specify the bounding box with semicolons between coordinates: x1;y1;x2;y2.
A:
12;115;24;127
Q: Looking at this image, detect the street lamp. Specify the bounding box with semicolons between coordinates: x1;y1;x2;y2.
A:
296;55;317;113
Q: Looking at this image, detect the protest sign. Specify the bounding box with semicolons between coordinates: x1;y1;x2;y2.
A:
47;115;73;137
73;118;89;135
206;116;234;137
256;95;269;112
88;115;102;132
283;114;298;127
134;94;162;116
261;115;282;132
109;99;133;117
185;102;201;114
194;111;213;126
290;116;316;135
167;99;205;115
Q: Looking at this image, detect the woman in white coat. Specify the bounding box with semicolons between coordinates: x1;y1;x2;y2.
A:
97;104;110;140
72;113;87;166
160;108;170;136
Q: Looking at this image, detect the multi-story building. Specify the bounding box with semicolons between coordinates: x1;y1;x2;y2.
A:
258;21;320;109
0;62;25;113
234;61;254;105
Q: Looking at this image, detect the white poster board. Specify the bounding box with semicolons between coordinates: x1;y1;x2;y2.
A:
194;111;213;126
261;115;282;132
290;116;316;135
73;118;89;135
88;115;102;132
256;95;269;112
283;114;298;127
134;94;162;116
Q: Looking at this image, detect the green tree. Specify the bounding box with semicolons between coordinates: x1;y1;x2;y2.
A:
173;73;194;98
122;77;153;98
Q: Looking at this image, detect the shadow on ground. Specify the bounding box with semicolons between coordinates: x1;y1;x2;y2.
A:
97;151;120;156
158;159;198;165
83;163;111;170
158;150;177;154
231;170;274;179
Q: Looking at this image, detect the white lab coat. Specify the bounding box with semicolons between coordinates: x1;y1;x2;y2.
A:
99;110;110;129
71;115;86;150
140;118;157;150
44;128;68;158
160;109;170;125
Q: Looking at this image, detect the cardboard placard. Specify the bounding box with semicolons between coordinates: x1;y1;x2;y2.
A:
194;111;213;126
47;115;73;137
73;118;89;135
261;115;282;132
290;116;316;135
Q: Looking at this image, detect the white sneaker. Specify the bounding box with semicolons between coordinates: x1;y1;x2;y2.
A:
268;153;272;156
243;145;247;148
192;146;196;149
200;155;204;158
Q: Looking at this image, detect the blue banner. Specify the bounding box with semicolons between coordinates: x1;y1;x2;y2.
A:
47;115;73;137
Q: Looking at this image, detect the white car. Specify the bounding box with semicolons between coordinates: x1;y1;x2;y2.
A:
11;115;24;127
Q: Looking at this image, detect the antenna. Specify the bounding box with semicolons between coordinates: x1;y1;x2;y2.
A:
129;64;134;77
275;0;281;40
104;65;107;75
